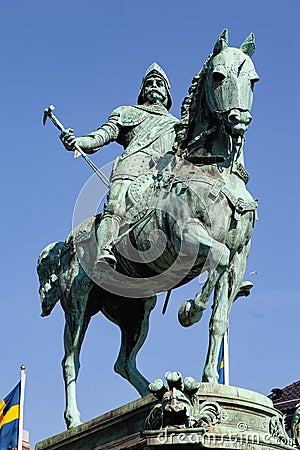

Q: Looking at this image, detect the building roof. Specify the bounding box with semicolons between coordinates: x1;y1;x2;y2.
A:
269;380;300;411
268;380;300;430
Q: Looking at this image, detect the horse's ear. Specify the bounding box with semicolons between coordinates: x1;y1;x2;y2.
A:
213;29;229;55
240;33;256;57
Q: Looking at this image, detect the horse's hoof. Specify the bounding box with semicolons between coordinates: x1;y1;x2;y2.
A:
202;373;218;383
67;419;82;429
202;367;219;383
65;411;82;429
234;280;253;301
178;300;203;327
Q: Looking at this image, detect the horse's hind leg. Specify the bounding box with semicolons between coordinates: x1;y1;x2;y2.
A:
102;295;157;396
62;294;91;429
202;242;251;383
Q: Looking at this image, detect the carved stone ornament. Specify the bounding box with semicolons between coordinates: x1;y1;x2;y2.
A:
145;371;222;431
269;414;290;441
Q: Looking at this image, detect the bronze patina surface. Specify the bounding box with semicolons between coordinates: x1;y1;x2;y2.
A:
38;30;261;429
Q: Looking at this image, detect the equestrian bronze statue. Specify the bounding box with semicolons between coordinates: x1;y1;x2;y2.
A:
37;29;260;429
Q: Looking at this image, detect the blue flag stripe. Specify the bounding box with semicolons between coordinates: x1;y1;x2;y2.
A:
1;383;20;417
0;382;21;450
217;339;225;384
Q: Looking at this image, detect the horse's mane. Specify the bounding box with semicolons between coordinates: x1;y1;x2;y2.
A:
175;54;213;151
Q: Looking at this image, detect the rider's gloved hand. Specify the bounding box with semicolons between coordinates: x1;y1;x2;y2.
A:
60;128;77;151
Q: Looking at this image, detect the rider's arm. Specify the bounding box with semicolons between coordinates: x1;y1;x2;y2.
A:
78;111;121;153
60;109;121;153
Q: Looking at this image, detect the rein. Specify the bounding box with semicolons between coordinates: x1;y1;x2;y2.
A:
186;126;217;149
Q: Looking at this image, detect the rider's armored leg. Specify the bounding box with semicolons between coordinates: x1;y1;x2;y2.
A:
95;180;129;269
95;212;121;268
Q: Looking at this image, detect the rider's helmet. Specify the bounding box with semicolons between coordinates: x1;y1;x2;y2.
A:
138;62;172;110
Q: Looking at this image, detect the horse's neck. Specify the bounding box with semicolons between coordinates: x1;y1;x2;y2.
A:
211;129;245;167
209;130;250;191
191;109;244;165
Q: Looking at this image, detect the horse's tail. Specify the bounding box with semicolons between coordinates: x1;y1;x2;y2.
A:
37;241;64;317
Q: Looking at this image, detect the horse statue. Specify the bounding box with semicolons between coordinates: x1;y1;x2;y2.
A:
37;29;260;429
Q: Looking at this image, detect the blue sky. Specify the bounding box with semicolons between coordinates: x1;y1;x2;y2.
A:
0;0;299;446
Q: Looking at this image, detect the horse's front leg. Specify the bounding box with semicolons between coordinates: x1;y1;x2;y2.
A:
202;242;251;383
178;219;230;327
62;294;91;429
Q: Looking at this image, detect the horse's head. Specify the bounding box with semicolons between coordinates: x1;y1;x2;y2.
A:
176;30;260;154
205;29;260;137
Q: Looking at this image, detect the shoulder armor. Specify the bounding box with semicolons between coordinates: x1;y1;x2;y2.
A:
109;106;147;127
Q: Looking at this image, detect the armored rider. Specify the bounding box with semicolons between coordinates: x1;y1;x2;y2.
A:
60;63;179;269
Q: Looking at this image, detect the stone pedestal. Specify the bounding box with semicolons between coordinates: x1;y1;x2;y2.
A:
35;384;295;450
35;395;156;450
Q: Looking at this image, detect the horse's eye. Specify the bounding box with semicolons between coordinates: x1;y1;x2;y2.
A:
212;71;226;83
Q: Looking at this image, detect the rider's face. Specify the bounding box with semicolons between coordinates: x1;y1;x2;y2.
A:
143;76;168;106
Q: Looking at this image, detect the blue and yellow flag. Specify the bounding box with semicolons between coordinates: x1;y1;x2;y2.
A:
0;382;20;450
217;339;225;384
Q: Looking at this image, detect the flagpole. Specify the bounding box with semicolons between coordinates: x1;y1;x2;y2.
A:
17;365;26;450
224;331;230;385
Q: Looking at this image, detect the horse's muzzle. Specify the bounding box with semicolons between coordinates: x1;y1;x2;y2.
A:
227;109;252;135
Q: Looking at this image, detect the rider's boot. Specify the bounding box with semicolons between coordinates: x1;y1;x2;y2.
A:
95;214;121;270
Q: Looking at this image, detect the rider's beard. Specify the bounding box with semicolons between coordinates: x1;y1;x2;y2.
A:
147;90;165;104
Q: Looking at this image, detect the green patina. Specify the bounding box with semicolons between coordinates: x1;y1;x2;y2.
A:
38;30;260;429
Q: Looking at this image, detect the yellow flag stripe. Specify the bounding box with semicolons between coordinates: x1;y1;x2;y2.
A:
220;359;224;369
0;404;20;427
0;398;7;424
0;399;5;412
0;399;6;423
